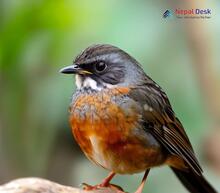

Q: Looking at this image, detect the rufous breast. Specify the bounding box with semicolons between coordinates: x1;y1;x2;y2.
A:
70;87;166;174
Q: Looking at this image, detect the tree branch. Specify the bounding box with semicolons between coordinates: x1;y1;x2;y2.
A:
0;178;122;193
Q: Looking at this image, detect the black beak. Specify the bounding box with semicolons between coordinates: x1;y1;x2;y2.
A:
59;64;82;74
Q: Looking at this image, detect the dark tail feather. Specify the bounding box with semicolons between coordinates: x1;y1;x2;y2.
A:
171;167;217;193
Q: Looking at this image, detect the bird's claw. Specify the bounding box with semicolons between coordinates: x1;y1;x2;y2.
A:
81;182;125;192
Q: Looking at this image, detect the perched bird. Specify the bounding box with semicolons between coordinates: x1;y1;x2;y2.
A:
60;44;216;193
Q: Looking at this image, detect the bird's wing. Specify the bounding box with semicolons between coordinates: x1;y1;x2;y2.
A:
129;80;202;175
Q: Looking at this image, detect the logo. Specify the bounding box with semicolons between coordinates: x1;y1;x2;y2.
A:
163;8;211;19
163;10;172;18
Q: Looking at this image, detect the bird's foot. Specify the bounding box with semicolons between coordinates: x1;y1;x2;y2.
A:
82;182;125;192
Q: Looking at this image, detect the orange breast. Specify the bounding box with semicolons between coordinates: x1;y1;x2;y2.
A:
70;87;166;174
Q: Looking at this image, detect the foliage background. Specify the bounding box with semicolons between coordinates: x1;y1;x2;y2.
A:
0;0;220;192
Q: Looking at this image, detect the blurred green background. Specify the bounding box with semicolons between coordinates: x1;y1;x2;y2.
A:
1;0;220;192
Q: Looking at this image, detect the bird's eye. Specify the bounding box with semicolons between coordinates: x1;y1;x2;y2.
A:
95;61;107;72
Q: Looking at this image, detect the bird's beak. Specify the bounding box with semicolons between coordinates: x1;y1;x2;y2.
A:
59;64;92;75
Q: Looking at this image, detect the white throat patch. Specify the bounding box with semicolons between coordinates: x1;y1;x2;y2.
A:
75;75;115;91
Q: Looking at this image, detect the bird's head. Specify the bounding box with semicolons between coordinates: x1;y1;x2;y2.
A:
60;44;145;90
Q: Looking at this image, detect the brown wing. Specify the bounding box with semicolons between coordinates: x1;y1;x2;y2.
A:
129;80;202;175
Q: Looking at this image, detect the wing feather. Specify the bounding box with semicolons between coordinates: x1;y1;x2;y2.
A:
129;80;202;175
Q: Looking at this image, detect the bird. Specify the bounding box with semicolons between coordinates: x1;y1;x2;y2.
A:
60;44;216;193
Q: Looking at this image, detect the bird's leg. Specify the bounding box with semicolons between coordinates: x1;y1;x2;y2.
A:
134;169;150;193
83;172;121;190
99;171;116;186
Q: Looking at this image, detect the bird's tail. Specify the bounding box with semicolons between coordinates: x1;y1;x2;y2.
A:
171;167;217;193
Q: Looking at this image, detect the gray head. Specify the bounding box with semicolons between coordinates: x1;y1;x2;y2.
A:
60;44;146;90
